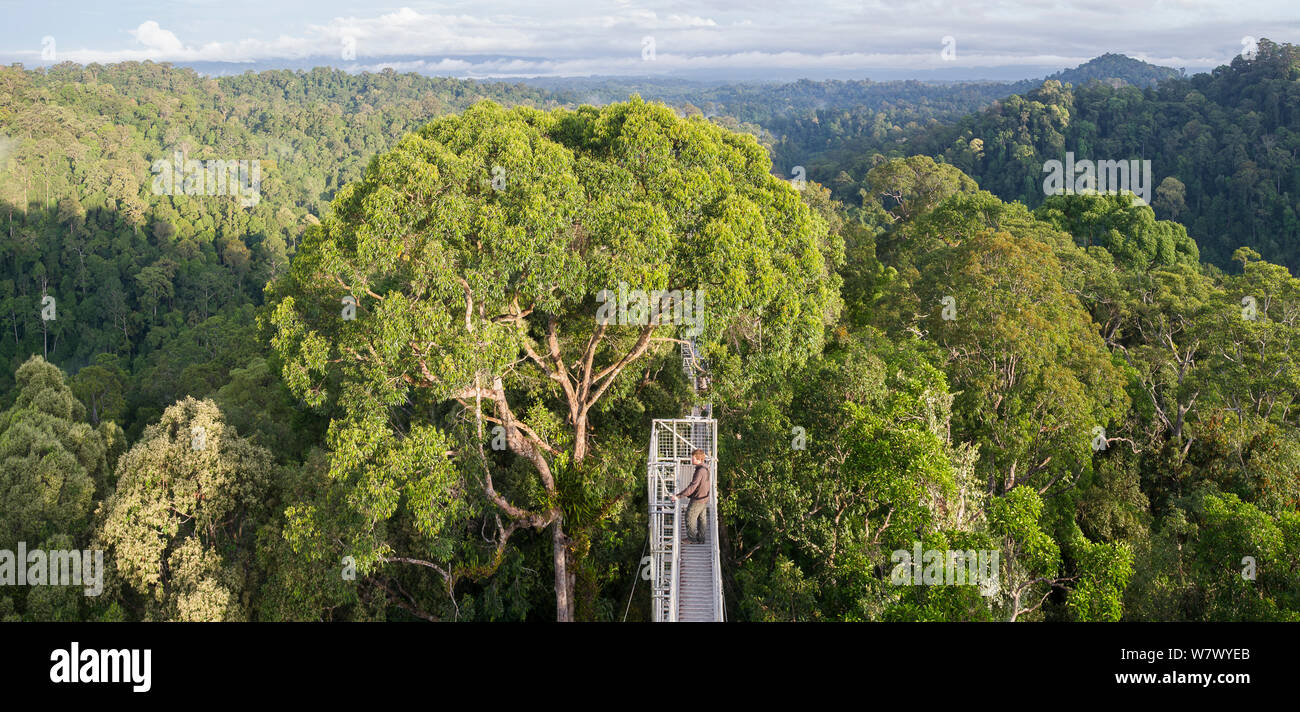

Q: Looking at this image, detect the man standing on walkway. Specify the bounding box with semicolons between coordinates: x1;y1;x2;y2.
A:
671;449;711;544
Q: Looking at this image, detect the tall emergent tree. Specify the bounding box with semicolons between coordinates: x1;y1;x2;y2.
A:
269;98;842;620
0;356;113;549
98;398;276;621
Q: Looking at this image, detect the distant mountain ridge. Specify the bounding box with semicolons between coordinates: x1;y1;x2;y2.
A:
524;54;1185;121
891;38;1300;270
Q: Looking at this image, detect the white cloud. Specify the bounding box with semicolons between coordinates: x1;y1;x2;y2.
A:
129;21;184;54
7;2;1297;77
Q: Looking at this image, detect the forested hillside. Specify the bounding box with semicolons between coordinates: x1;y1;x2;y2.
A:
875;39;1300;270
1;50;1297;622
1042;53;1184;89
537;55;1184;191
0;62;561;433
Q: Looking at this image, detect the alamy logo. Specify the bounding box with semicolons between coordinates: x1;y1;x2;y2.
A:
940;295;957;321
151;151;261;207
1042;152;1152;206
0;542;103;596
595;283;704;337
1092;425;1108;451
891;543;1000;596
790;165;806;190
50;642;151;692
940;35;956;61
1241;296;1259;321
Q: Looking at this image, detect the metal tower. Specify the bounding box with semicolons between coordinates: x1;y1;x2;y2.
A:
646;339;723;621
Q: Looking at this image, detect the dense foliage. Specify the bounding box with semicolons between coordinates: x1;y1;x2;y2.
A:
1;52;1296;621
891;39;1300;270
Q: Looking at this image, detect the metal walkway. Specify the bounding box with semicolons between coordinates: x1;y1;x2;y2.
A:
646;340;723;622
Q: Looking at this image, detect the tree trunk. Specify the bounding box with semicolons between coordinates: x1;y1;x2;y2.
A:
572;412;588;462
552;521;573;621
560;410;587;620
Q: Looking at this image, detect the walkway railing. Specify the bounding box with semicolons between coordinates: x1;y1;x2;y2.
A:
645;337;723;622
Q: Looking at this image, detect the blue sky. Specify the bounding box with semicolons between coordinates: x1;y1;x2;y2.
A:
1;0;1297;79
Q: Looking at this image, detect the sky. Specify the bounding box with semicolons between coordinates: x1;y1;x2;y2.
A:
0;0;1296;80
